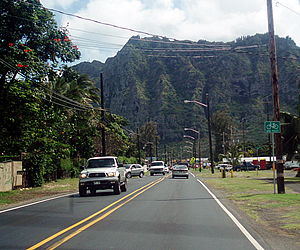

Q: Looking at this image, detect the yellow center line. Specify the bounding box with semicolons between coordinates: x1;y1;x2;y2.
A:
27;177;165;250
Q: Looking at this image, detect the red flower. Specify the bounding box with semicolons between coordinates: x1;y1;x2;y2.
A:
9;43;13;47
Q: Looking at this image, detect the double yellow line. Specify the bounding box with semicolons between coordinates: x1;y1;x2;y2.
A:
27;177;166;250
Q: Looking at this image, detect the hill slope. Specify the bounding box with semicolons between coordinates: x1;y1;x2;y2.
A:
72;33;300;156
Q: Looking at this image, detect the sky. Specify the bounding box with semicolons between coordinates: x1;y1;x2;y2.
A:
40;0;300;64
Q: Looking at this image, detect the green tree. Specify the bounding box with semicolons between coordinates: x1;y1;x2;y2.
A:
211;111;233;161
139;121;160;158
219;144;243;167
0;0;80;90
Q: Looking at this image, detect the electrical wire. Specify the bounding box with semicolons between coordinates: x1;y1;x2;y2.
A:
0;58;103;113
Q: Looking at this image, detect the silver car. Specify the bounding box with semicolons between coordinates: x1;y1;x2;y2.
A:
172;165;189;179
125;164;144;178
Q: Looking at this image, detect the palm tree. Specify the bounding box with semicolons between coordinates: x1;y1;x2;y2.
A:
219;144;243;167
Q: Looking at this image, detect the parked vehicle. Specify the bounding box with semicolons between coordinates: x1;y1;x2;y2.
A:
172;165;189;179
217;164;233;171
125;164;144;178
284;161;299;170
149;161;165;176
234;162;260;171
79;156;127;196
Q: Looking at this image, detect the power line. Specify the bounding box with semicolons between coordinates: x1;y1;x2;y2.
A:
0;58;103;113
276;1;300;16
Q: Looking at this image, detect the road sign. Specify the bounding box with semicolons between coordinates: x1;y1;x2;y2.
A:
265;121;280;133
190;157;195;164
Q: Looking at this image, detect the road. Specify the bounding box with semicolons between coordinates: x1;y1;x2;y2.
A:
0;172;271;249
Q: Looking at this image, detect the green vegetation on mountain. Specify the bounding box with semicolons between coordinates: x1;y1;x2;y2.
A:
73;34;300;160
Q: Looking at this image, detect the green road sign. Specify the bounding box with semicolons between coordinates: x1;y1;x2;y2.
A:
265;121;280;133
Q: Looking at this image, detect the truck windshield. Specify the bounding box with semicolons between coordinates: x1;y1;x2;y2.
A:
151;162;163;166
87;159;115;168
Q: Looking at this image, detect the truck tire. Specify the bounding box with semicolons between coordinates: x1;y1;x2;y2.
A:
114;181;121;195
121;179;127;192
79;186;87;197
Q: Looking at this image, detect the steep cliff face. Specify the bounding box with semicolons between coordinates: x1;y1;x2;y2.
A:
73;34;300;146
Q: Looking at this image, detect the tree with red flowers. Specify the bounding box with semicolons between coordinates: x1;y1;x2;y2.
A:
0;0;81;93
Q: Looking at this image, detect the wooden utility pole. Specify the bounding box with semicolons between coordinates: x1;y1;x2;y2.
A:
266;99;272;162
206;93;214;174
137;128;141;164
100;73;106;156
198;129;201;172
267;0;285;193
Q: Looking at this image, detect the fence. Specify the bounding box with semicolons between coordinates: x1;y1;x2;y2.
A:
0;161;23;192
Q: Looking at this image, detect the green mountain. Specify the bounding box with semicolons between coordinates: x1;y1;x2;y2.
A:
72;33;300;157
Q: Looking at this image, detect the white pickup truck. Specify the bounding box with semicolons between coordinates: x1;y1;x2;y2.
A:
149;161;165;176
79;156;127;196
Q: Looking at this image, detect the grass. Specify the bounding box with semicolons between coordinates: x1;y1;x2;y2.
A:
0;178;78;207
192;168;300;237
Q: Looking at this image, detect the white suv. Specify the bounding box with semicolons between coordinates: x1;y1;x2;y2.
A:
149;161;165;176
79;156;127;196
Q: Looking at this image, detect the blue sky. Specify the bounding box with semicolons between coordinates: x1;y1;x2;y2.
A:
40;0;300;64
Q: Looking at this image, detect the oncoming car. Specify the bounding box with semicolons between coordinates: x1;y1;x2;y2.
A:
172;165;189;179
125;164;144;178
149;161;165;176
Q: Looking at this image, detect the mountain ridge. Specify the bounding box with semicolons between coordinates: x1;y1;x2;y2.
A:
72;33;300;156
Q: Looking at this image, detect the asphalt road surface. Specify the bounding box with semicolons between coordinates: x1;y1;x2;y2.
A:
0;172;272;249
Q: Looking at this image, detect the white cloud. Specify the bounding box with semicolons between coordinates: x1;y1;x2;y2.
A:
40;0;79;9
40;0;300;64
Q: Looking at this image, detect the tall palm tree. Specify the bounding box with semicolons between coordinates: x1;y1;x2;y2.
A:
218;144;243;167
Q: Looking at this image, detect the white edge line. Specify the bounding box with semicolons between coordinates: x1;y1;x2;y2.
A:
0;192;78;214
197;179;265;250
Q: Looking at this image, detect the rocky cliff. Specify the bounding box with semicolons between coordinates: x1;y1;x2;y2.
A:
72;33;300;151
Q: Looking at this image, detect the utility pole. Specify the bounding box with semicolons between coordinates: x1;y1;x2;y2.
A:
267;0;285;193
150;143;153;163
155;137;158;160
206;93;214;174
137;128;141;164
164;145;167;164
242;118;245;152
266;99;272;162
100;73;106;156
198;129;201;172
222;132;225;155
